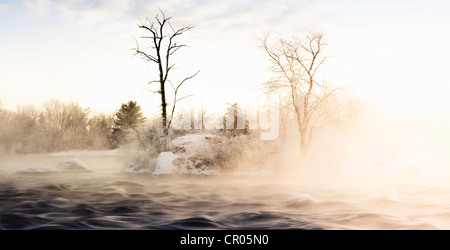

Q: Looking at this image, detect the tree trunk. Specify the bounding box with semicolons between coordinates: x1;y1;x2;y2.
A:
299;131;307;158
160;80;167;133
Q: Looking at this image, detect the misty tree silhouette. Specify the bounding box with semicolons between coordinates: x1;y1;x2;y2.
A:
263;33;338;157
134;10;199;136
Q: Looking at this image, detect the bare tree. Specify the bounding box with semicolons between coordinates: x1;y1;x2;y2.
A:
135;10;199;135
40;100;89;152
263;33;337;156
0;106;15;154
88;113;115;150
13;105;40;153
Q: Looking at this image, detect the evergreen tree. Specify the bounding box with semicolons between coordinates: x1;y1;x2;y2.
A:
113;101;146;145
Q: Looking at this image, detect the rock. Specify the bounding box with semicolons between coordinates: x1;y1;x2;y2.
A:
153;152;178;175
170;134;218;154
151;134;226;175
56;159;91;172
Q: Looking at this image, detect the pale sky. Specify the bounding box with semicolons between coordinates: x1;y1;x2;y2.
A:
1;0;450;117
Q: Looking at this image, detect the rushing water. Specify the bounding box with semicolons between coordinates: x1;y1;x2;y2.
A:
0;152;449;230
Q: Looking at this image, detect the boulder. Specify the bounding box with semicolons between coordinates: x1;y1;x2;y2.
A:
56;159;91;172
153;152;178;175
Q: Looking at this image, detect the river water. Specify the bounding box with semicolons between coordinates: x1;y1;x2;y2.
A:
0;151;449;230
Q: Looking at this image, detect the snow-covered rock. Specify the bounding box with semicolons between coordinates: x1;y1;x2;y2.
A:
56;159;91;172
150;134;237;175
171;134;219;153
153;152;178;175
170;134;223;170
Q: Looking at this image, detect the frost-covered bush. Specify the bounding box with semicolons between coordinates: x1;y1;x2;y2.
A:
122;117;281;174
121;121;167;173
219;133;281;171
168;131;278;173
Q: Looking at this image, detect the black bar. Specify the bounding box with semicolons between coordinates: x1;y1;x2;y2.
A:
0;230;443;249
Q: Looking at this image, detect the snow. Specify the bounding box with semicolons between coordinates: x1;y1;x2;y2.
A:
56;159;91;172
158;134;223;175
153;152;178;175
171;134;218;153
128;134;231;175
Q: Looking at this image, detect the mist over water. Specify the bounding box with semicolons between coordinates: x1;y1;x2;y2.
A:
0;98;443;230
0;154;323;230
2;109;450;230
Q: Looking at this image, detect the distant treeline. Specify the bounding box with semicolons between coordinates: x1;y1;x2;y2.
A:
0;100;117;154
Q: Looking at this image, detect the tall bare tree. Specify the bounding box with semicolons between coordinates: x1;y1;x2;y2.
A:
135;10;199;135
263;33;337;156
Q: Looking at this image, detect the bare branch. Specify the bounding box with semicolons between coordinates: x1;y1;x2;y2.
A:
311;56;326;78
175;70;200;93
166;69;199;131
148;80;160;85
168;79;175;91
134;39;158;63
176;95;193;103
138;23;157;37
169;44;187;55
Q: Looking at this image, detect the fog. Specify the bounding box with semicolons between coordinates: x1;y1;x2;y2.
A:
2;80;450;229
274;105;450;187
1;96;450;184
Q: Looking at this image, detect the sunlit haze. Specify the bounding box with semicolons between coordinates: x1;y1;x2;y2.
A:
3;0;450;232
1;0;450;116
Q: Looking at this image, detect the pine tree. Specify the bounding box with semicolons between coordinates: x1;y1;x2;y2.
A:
113;101;145;145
